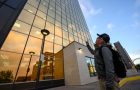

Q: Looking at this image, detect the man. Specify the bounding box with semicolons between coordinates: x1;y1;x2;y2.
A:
86;33;116;90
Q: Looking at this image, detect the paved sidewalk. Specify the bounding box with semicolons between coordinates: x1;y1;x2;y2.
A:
45;82;99;90
45;80;140;90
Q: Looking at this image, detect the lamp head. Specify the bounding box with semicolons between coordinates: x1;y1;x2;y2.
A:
29;51;35;55
41;29;50;36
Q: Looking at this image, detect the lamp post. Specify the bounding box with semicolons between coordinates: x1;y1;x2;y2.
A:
133;58;140;63
35;29;50;90
24;51;35;81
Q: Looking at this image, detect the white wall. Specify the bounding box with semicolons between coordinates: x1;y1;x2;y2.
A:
63;42;98;85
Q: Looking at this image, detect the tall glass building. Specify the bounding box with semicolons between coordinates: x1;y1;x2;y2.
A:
0;0;95;89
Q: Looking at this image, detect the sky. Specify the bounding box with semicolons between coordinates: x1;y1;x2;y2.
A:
78;0;140;64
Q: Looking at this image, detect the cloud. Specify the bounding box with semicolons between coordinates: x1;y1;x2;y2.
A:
78;0;102;17
107;23;114;30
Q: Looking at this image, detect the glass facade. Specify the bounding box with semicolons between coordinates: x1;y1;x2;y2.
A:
0;0;94;84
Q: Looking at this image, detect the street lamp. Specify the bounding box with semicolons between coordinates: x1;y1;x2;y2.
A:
133;58;140;63
24;51;35;81
35;29;50;90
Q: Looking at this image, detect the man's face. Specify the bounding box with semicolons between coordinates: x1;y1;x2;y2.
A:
95;37;104;46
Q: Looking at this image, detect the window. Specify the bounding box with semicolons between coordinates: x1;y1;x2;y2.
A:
0;51;22;81
1;31;28;53
45;21;54;34
85;57;96;77
55;26;62;37
48;9;55;18
55;36;62;45
30;26;42;39
12;20;31;34
24;36;42;56
37;10;46;20
18;10;35;25
47;15;55;24
24;4;37;14
63;30;68;40
54;44;62;53
33;16;45;29
63;39;69;46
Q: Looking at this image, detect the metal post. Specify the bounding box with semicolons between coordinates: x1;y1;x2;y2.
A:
24;51;35;81
35;29;50;90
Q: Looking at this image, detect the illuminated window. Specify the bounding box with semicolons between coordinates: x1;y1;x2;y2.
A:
12;20;31;34
54;44;62;53
1;31;28;53
63;30;68;40
55;36;62;45
33;16;45;29
46;34;54;43
18;10;35;25
45;21;54;34
44;41;53;53
0;51;22;80
85;57;96;77
55;26;62;37
24;36;42;56
37;10;46;20
63;39;69;46
24;3;37;14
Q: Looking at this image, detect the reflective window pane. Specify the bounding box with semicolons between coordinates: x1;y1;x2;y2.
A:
24;3;37;14
55;26;62;37
18;10;35;25
85;57;96;77
55;36;62;45
1;31;27;53
24;37;42;56
0;51;22;83
33;16;45;29
30;26;42;39
37;10;46;20
54;44;62;53
44;41;53;53
46;34;54;43
63;39;69;46
45;21;54;34
12;20;31;34
63;30;68;40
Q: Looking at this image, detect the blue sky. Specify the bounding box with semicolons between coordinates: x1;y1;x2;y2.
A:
78;0;140;64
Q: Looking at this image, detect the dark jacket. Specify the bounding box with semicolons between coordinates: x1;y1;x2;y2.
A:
87;44;115;87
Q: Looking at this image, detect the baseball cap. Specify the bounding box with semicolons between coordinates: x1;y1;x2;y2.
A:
97;33;110;43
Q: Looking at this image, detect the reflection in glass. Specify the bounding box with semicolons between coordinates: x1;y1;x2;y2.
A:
12;20;31;34
1;31;27;53
0;51;22;83
63;30;68;40
24;37;42;55
30;26;42;39
45;34;54;42
55;26;62;37
47;15;55;24
18;10;35;25
33;16;45;29
24;3;37;14
63;39;69;47
54;44;62;53
37;10;46;20
45;21;54;34
85;57;96;77
55;36;62;45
